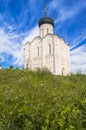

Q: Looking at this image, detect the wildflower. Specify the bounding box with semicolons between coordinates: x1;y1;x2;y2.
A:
15;96;18;100
9;111;12;115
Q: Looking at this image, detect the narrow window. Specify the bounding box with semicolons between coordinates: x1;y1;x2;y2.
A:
26;63;28;69
47;28;49;34
37;47;39;56
49;44;51;54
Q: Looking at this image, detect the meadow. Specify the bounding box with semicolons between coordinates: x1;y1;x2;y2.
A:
0;69;86;130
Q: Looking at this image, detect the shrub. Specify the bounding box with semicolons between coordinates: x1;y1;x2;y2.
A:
9;65;14;69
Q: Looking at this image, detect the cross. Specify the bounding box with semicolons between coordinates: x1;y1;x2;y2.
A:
45;7;48;16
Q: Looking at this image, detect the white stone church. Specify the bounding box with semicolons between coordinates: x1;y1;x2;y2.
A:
24;11;70;75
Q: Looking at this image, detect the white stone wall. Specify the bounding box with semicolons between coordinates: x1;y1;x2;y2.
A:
28;37;42;70
24;42;30;69
42;34;54;73
54;35;70;75
24;24;70;75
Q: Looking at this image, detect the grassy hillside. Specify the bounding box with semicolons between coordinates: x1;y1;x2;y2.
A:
0;69;86;130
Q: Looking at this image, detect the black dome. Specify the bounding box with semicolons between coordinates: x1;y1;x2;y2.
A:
39;16;54;27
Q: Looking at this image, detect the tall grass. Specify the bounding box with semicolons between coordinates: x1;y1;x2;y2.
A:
0;69;86;130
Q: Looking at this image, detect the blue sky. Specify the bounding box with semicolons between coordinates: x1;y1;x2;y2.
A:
0;0;86;73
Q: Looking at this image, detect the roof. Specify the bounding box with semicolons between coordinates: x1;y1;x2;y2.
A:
38;16;54;27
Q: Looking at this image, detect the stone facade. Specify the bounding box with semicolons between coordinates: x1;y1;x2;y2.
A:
24;16;70;75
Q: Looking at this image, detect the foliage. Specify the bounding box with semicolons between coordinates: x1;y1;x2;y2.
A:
9;65;14;69
0;69;86;130
36;67;52;75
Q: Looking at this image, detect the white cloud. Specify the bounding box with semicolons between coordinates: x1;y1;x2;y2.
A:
49;0;62;10
0;28;23;67
0;25;39;67
71;34;86;49
22;25;39;44
49;0;86;28
70;45;86;73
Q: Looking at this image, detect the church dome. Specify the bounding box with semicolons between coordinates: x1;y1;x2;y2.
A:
39;16;54;27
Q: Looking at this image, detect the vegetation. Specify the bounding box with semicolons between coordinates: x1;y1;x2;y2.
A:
0;69;86;130
9;65;14;69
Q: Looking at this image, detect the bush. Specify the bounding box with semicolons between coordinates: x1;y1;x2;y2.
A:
9;65;14;69
36;67;52;75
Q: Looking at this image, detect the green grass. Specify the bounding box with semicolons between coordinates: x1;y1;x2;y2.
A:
0;69;86;130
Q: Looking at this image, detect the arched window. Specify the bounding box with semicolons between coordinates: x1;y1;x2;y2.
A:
47;28;49;34
37;47;39;56
49;44;51;54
